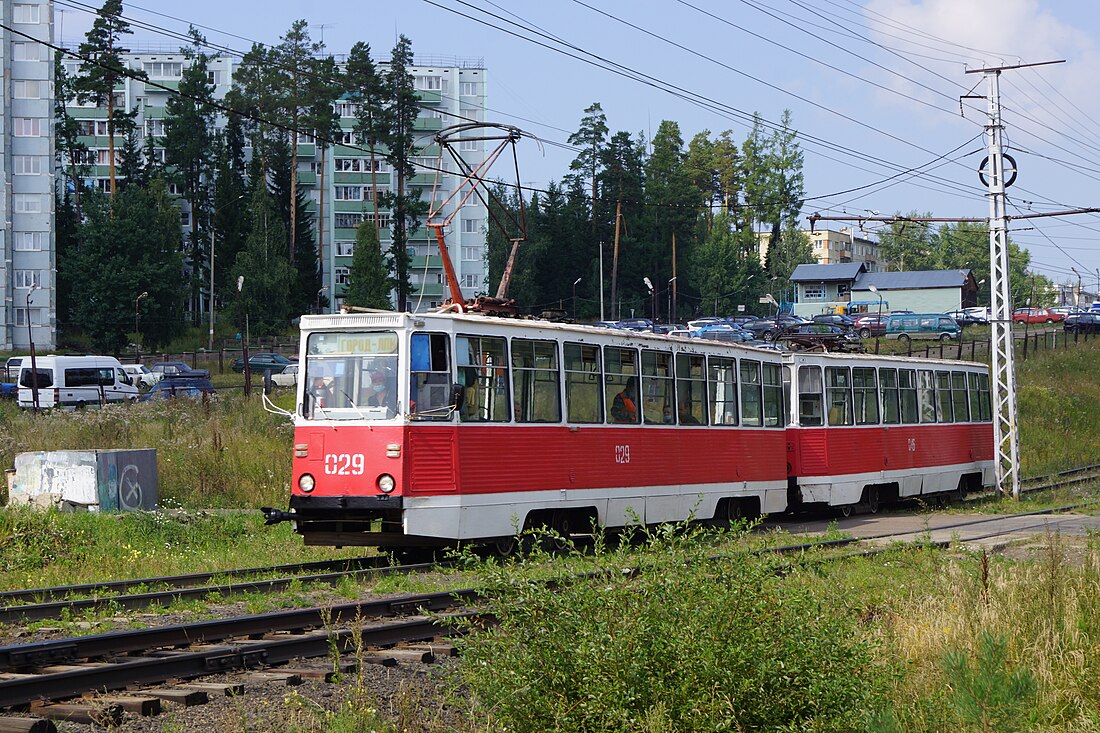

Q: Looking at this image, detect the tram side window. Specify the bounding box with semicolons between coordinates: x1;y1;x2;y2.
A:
798;365;823;427
968;372;981;422
917;370;937;423
410;332;453;420
853;367;879;425
880;368;900;424
740;360;763;427
605;346;640;424
456;335;509;422
511;339;561;423
641;350;675;424
899;369;919;424
675;353;707;425
826;366;853;426
564;343;602;424
708;356;738;425
936;370;953;423
951;371;970;422
979;372;992;421
762;363;783;427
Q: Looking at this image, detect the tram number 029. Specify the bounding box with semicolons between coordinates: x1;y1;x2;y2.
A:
614;445;631;464
324;453;365;475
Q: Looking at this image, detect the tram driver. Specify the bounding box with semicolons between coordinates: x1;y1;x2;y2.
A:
366;369;397;416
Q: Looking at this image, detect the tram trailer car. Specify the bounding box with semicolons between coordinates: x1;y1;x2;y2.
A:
264;311;791;548
784;352;995;514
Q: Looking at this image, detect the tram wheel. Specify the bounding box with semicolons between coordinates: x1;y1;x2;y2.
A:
864;486;880;514
550;511;573;552
493;535;519;557
838;503;855;519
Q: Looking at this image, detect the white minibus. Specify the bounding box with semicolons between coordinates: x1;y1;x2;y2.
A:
17;355;139;409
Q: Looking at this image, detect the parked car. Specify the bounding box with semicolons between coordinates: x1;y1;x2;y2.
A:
1063;312;1100;334
722;315;760;326
139;377;217;402
884;314;961;343
231;352;295;374
741;315;808;341
811;314;857;330
5;356;23;381
652;323;686;335
687;317;723;329
271;363;299;388
944;310;986;327
614;318;654;332
776;324;863;351
121;364;159;389
854;314;888;338
151;361;211;380
693;326;754;343
963;306;992;322
1012;307;1064;324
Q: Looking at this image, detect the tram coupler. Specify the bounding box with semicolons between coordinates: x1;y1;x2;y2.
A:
261;507;296;525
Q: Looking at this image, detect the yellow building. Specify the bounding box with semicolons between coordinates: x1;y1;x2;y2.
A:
757;228;885;271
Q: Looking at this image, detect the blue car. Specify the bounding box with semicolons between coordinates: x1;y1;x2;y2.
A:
139;377;217;401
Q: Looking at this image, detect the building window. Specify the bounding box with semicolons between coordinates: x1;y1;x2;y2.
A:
462;274;480;288
13;308;41;327
336;241;355;257
334;185;364;201
334;101;357;117
334;158;362;172
459;139;480;152
12;43;41;61
13;232;46;251
803;284;825;301
207;70;223;85
13;156;43;175
837;283;850;299
145;119;166;137
461;246;480;261
415;76;441;91
12;4;41;23
334;213;365;229
143;61;183;79
180;211;191;227
14;270;42;289
13;195;45;214
95;178;112;193
460;81;480;96
13;118;42;137
461;218;480;234
12;80;43;99
334;267;350;285
422;109;443;119
338;130;355;144
167;183;181;195
459;107;480;122
372;213;392;229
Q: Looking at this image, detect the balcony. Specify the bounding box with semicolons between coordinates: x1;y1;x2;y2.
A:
415;90;442;104
412;283;445;298
296;143;316;158
410;255;444;269
415;117;443;131
296;171;317;186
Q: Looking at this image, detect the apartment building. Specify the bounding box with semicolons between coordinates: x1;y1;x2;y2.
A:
61;45;490;313
1;0;56;349
757;227;886;272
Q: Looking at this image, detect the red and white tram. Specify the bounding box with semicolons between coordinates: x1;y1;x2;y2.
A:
784;352;995;513
263;312;995;548
266;311;790;547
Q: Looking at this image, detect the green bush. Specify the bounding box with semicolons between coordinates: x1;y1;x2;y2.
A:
451;527;880;732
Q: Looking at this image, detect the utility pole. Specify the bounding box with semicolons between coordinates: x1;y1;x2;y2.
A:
967;60;1062;499
671;231;677;324
610;197;622;316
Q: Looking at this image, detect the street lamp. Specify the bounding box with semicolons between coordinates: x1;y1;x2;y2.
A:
209;193;247;351
868;284;882;315
317;287;327;313
26;284;40;411
237;276;250;397
134;291;149;347
643;277;654;323
572;277;581;319
667;276;677;324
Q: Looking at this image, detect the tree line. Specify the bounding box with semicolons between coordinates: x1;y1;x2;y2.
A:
54;1;416;352
486;104;816;322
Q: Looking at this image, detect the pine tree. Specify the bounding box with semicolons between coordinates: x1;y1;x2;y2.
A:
345;222;393;309
211;117;249;298
302;52;343;311
116;125;145;189
567;102;609;238
346;42;390;229
384;34;425;310
54;52;90;221
273;20;314;265
75;0;144;203
164;27;218;323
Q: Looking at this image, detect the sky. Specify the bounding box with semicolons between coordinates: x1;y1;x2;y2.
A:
57;0;1100;287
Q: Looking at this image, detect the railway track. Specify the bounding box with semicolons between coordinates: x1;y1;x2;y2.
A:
0;556;439;624
0;464;1096;728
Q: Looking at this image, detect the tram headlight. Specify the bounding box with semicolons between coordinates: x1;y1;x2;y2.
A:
377;474;395;493
299;473;316;493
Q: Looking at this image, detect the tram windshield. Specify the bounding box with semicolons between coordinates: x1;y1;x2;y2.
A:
302;331;400;420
